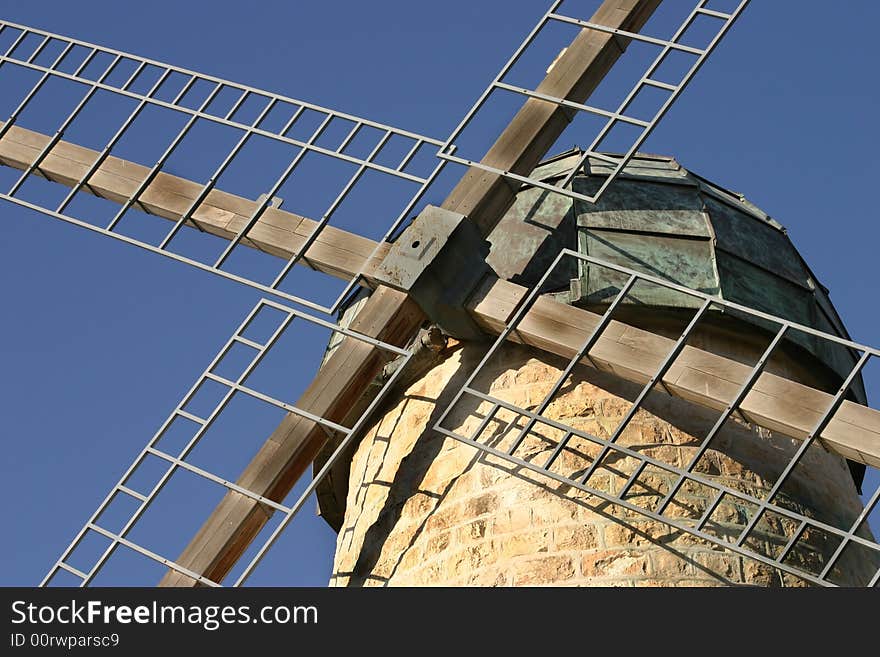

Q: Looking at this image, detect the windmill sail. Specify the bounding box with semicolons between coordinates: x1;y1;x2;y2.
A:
0;1;746;315
42;298;415;586
0;19;445;314
45;247;880;587
438;0;751;204
4;1;879;587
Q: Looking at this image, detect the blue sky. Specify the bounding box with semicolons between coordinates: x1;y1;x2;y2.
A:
0;0;878;586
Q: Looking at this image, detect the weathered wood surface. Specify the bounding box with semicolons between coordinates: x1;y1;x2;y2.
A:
159;286;423;586
442;0;662;235
0;120;389;280
467;277;880;469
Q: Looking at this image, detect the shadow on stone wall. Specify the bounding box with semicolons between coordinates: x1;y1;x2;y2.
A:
333;341;877;587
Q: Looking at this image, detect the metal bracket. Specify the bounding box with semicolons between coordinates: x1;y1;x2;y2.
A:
373;205;490;340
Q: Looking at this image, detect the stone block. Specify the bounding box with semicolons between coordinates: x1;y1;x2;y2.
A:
467;567;509;587
425;531;451;554
604;521;667;547
741;559;784;587
491;506;533;535
396;546;424;574
464;491;500;518
457;518;488;543
498;529;551;560
692;551;743;583
582;549;651;578
512;555;575;586
651;549;694;577
553;525;600;551
529;499;581;525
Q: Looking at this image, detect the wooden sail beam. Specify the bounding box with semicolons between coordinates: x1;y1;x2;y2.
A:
159;286;423;586
0;120;389;281
467;279;880;470
441;0;662;233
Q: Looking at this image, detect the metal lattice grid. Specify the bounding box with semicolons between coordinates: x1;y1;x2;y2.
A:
434;249;880;587
438;0;749;205
41;298;412;587
0;19;446;314
0;4;753;319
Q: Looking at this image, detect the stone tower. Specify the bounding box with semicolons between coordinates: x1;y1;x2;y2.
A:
316;152;874;587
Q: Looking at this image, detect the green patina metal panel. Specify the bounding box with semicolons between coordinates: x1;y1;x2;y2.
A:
486;184;577;290
576;179;710;238
578;228;718;307
716;251;857;384
529;152;588;181
583;155;691;185
716;250;815;325
706;196;811;289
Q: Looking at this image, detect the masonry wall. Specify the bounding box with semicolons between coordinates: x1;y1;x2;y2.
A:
330;339;873;587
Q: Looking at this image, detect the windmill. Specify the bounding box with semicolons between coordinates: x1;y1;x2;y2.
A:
1;0;879;587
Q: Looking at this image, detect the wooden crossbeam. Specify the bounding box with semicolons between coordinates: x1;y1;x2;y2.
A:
0;120;388;281
467;279;880;470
